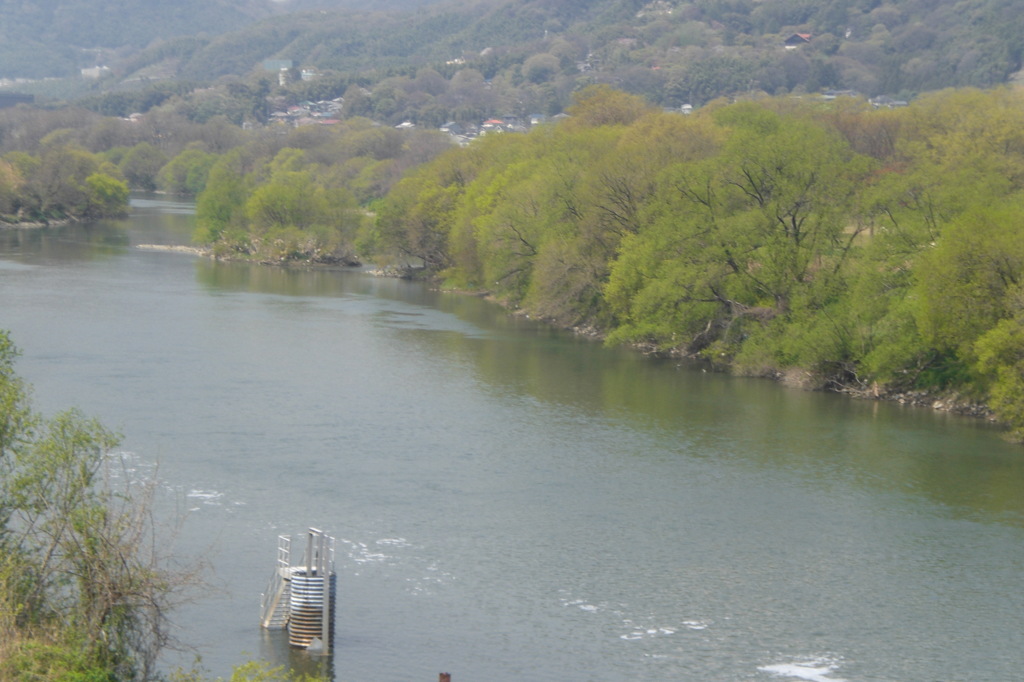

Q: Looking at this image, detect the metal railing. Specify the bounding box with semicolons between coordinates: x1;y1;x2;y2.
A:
259;535;293;629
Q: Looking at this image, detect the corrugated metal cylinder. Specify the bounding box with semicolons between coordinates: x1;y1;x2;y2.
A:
287;570;336;651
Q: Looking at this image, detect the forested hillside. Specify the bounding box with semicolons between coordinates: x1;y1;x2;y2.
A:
6;0;1024;119
0;0;280;78
100;0;1024;102
0;0;453;80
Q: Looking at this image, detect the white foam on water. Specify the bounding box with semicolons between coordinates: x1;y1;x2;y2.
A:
759;658;847;682
353;551;389;564
337;537;395;573
560;590;698;643
338;535;455;596
186;489;224;505
339;538;390;564
618;618;695;640
559;594;614;614
376;537;410;547
105;451;161;488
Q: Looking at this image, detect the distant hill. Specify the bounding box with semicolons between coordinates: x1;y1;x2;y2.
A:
82;0;685;83
0;0;279;78
127;0;1024;98
279;0;447;9
5;0;1024;113
0;0;462;79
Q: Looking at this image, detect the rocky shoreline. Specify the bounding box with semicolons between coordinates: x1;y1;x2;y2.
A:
564;319;1001;425
855;387;995;420
431;281;1005;427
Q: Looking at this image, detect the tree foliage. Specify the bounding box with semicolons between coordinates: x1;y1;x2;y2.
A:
158;147;219;196
119;143;169;192
369;86;1024;437
0;331;201;681
0;141;129;223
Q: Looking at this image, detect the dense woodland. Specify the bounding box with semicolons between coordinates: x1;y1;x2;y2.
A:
0;140;129;224
192;117;455;263
366;87;1024;434
182;85;1024;441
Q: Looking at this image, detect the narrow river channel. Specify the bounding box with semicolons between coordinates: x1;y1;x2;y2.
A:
2;197;1022;682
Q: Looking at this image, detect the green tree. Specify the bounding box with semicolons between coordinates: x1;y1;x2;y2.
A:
28;144;105;220
606;101;871;372
246;170;323;235
0;158;23;217
565;84;653;128
0;331;200;680
912;197;1024;360
975;312;1024;439
158;147;218;196
195;149;249;246
84;173;130;219
195;147;359;263
522;54;560;84
3;143;128;222
374;168;460;271
120;143;169;192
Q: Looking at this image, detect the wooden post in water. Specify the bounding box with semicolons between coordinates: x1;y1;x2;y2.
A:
439;674;451;682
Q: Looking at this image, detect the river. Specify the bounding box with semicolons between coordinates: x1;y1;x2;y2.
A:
1;197;1023;682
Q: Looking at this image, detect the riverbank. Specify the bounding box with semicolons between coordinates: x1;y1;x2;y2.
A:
482;282;1004;430
182;254;1009;434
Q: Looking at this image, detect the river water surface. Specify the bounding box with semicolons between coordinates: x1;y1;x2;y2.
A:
1;198;1023;682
